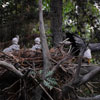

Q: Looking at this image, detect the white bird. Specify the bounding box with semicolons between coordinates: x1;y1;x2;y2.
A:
30;37;41;51
3;35;20;53
83;47;92;64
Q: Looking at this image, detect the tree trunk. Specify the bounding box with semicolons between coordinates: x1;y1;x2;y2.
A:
34;0;52;100
50;0;63;46
39;0;51;79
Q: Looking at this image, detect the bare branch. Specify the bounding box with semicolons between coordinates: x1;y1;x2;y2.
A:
80;67;100;85
0;61;23;77
78;95;100;100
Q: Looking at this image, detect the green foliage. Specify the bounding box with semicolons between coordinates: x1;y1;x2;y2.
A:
29;69;58;90
63;0;100;44
46;77;57;85
45;71;53;77
43;71;57;90
86;2;100;16
63;0;75;25
43;80;53;90
71;25;77;32
90;58;99;64
42;0;50;11
43;77;57;90
63;0;75;14
38;69;43;75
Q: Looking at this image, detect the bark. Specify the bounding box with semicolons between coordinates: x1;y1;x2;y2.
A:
50;0;63;46
39;0;51;79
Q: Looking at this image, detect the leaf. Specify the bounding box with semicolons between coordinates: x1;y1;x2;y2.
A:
45;71;53;77
43;80;53;90
47;77;57;85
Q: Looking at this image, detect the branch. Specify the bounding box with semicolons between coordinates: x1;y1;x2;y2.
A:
78;95;100;100
80;66;100;85
61;64;100;99
89;43;100;51
0;61;23;77
73;47;86;84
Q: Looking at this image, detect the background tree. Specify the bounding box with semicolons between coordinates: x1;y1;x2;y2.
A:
50;0;63;46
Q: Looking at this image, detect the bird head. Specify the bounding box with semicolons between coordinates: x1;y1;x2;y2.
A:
12;35;19;44
34;37;41;44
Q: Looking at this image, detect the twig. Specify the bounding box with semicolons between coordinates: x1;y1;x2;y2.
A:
2;79;20;92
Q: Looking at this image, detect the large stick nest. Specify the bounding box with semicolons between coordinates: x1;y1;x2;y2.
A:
0;46;100;100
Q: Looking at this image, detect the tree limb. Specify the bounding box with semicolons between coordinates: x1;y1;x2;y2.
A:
78;95;100;100
80;66;100;85
0;61;23;77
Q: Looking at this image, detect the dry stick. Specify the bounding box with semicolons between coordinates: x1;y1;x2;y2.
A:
51;54;72;73
0;61;23;77
51;54;74;73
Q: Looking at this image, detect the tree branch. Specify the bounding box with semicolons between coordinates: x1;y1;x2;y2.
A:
0;61;23;77
78;95;100;100
80;66;100;85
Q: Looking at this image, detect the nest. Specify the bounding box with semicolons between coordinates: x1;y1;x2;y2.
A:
0;47;100;100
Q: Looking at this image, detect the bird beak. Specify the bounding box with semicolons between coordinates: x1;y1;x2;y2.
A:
88;59;90;64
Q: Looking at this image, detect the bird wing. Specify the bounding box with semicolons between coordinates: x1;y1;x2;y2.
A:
73;35;85;47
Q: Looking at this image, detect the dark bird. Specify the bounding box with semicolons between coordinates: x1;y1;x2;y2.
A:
66;32;92;64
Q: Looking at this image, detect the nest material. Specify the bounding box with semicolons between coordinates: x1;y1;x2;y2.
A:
0;47;100;100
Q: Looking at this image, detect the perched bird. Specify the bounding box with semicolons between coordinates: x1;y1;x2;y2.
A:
30;37;41;51
66;33;92;64
83;47;92;64
3;35;20;53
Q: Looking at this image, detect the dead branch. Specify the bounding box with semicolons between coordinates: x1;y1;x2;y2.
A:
78;95;100;100
89;43;100;51
73;47;86;84
0;61;23;77
80;66;100;85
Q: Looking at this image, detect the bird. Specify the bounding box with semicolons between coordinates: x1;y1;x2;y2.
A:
3;35;20;53
30;37;41;51
83;47;92;64
65;32;92;64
